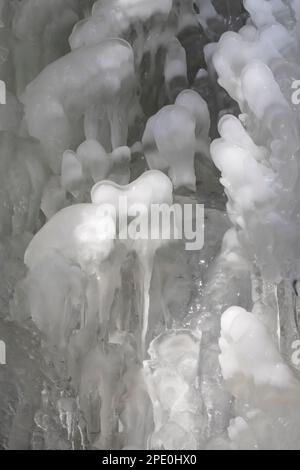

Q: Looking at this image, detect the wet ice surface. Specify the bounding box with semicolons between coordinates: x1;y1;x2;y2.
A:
2;0;300;450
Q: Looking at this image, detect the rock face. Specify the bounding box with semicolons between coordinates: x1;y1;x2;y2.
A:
1;0;300;451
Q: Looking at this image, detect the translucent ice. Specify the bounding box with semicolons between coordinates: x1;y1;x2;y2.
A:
142;91;210;191
22;39;136;172
61;141;131;195
3;0;300;452
69;0;173;51
12;0;80;94
91;170;173;212
164;38;188;102
219;306;298;400
25;204;116;274
144;330;202;450
219;306;300;450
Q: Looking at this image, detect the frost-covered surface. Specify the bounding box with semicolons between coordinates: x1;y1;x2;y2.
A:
1;0;300;450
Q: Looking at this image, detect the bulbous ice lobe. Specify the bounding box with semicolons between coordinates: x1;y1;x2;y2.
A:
244;0;289;28
69;0;173;50
164;38;188;102
91;170;174;354
24;204;116;274
21;39;136;173
5;0;300;452
144;330;202;450
241;61;299;144
142;90;210;191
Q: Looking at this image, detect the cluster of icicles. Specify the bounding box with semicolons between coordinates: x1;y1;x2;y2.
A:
1;0;300;450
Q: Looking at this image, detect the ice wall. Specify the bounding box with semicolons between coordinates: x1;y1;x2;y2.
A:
1;0;300;452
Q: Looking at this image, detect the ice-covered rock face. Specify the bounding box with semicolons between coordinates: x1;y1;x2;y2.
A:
21;38;136;173
142;90;210;191
3;0;300;452
69;0;173;51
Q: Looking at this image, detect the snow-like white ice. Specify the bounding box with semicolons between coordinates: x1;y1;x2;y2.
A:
1;0;300;451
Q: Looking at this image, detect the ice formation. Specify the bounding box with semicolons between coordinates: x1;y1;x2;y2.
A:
21;38;137;173
2;0;300;452
142;89;210;191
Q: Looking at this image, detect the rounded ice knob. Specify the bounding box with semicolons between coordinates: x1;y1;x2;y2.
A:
24;204;116;274
142;109;196;191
